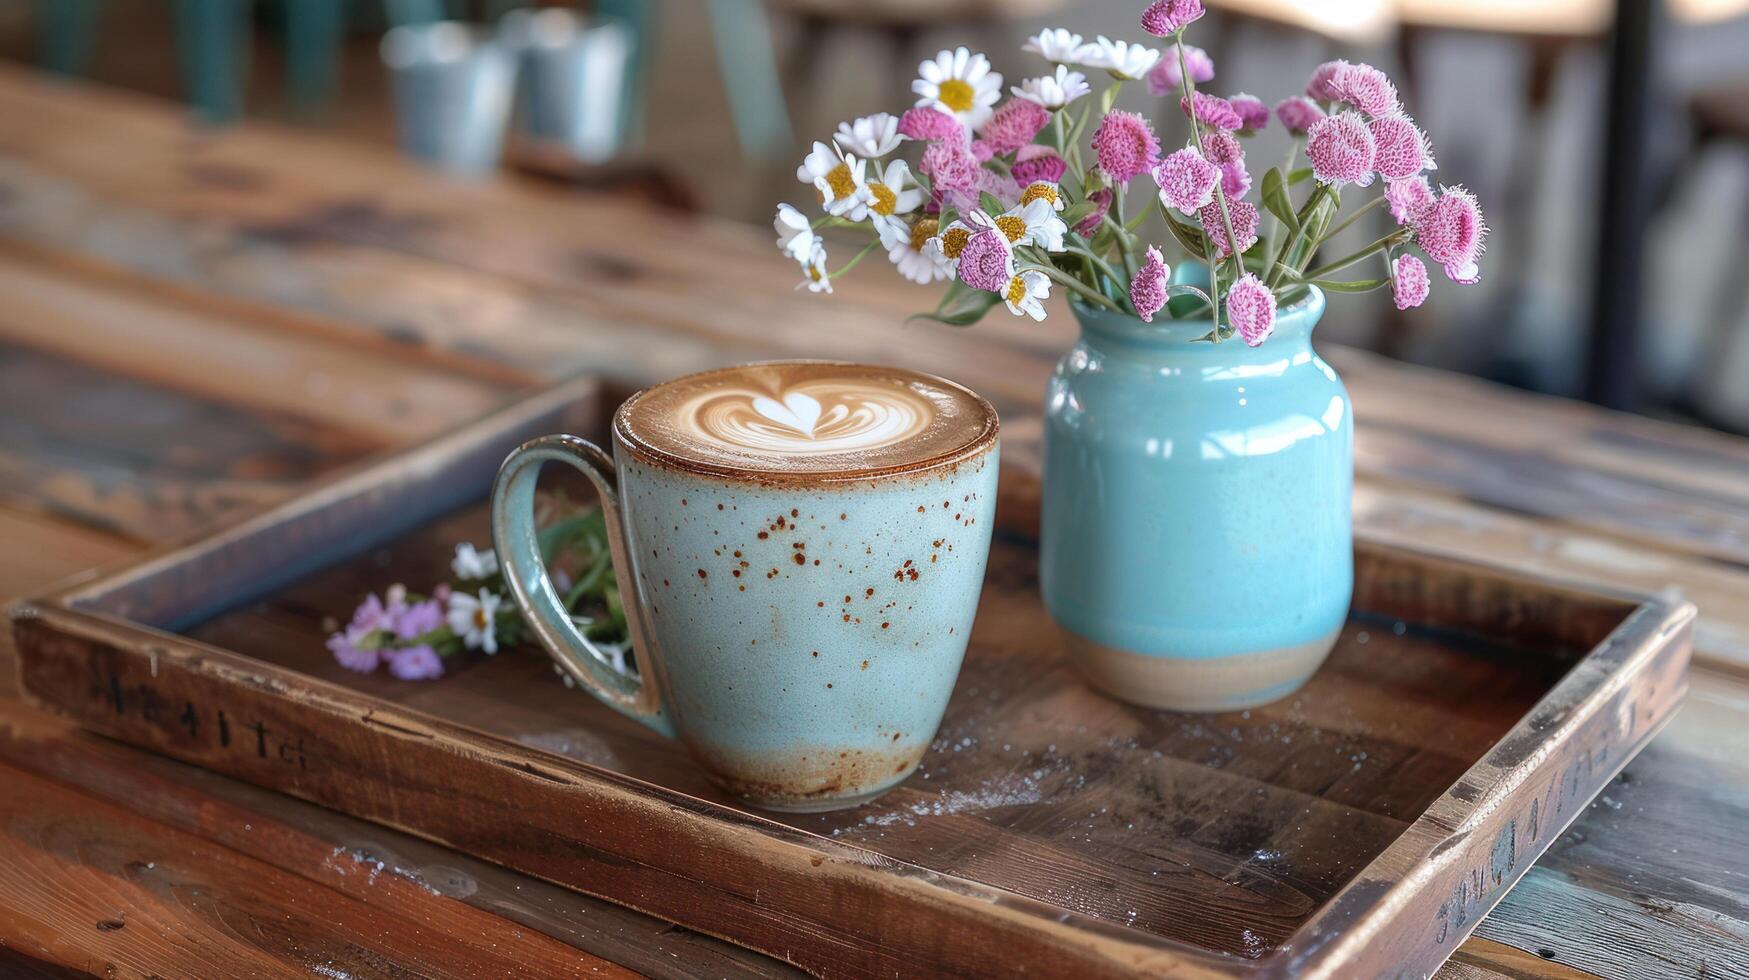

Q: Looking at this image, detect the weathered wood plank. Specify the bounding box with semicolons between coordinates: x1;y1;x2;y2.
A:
0;759;638;978
0;702;801;980
0;342;381;542
0;244;523;444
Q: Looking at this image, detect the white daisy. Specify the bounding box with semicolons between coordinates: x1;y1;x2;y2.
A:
879;217;951;284
1081;36;1160;81
834;112;904;158
1018;181;1067;212
1023;29;1086;64
451;542;497;580
969;199;1068;253
447;587;503;654
920;220;973;275
1012;65;1091;109
795;140;868;219
860;159;924;237
1002;270;1052;320
912;47;1003;130
773;203;817;262
798;242;833;294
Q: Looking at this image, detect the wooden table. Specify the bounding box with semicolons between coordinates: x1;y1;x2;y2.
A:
0;64;1745;979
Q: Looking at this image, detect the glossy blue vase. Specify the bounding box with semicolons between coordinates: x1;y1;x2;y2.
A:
1041;282;1352;711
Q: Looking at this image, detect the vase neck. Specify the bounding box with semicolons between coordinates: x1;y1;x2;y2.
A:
1072;287;1325;364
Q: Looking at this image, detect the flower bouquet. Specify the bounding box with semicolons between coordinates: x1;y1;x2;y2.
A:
325;502;629;680
774;0;1486;344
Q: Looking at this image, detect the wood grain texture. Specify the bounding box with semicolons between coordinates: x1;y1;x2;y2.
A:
0;760;637;979
7;411;1693;978
0;702;802;980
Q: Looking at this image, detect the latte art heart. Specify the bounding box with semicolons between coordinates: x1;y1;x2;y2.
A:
683;382;933;456
618;362;996;477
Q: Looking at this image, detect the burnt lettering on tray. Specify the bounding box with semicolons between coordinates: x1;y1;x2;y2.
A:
85;653;313;773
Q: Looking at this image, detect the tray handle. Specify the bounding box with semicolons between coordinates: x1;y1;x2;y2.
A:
492;434;675;738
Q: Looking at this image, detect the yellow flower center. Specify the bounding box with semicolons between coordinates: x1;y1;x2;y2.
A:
473;608;490;630
808;264;825;282
909;218;939;253
825;162;856;201
869;182;897;216
938;79;975;113
940;227;971;259
995;215;1028;243
1006;275;1029;306
1020;183;1059;208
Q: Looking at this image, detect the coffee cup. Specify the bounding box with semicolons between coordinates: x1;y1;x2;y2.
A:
491;361;999;810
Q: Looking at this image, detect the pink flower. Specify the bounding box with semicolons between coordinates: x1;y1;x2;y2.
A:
978;98;1051;155
1012;146;1068;185
1413;185;1486;279
1180;91;1243;132
1154;147;1221;214
1386;176;1435;225
1332;62;1399;118
1141;0;1205;37
1201;131;1251;199
1274;96;1325;134
957;228;1014;291
327;629;379;673
1130;246;1171;322
1306;60;1349;102
1228;94;1269;132
1226;274;1276;346
387;645;445;680
977;168;1022;208
970;140;995;161
920;138;981;209
1091;110;1160;185
1392;254;1430;310
1305;111;1376;187
1199;199;1259;258
393;598;445;640
1369;114;1432;181
1076;188;1113;237
898;107;962;142
1144;44;1214;96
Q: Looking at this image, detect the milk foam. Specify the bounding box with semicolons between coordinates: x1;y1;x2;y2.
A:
675;381;933;457
617;362;996;477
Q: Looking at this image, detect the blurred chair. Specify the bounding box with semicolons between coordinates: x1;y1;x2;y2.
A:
1680;83;1749;430
33;0;348;122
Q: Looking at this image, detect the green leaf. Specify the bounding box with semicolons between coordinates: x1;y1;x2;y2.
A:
1310;276;1390;293
909;281;1001;327
979;192;1004;216
1061;200;1098;230
1163;211;1207;257
1166;292;1208;319
1288;166;1314;185
1261;168;1298;235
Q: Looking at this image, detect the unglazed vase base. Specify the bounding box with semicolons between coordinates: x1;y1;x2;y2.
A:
1067;627;1341;712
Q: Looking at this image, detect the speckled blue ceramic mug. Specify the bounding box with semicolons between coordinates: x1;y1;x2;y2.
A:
492;362;999;811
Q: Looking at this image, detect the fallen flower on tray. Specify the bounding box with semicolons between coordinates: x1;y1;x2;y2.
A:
325;501;630;680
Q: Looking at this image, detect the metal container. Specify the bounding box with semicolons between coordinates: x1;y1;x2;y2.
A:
499;7;631;164
380;21;517;175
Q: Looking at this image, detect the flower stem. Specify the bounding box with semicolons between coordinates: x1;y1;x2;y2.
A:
1320;193;1387;242
829;238;882;278
1298;229;1410;281
1067;239;1128;295
1175;28;1232;341
1021;259;1124;311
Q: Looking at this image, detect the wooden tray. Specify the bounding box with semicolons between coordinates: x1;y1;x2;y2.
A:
10;378;1694;978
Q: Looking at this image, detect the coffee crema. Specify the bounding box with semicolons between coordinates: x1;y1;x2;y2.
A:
616;362;998;478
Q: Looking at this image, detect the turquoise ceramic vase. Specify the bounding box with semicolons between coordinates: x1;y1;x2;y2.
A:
1041;280;1352;712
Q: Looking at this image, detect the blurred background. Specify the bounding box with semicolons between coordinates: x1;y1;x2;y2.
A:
5;0;1748;428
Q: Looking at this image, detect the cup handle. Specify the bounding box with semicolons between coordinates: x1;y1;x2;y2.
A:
491;434;674;738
